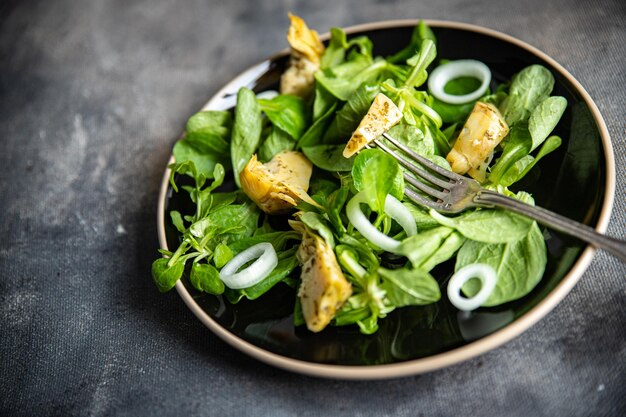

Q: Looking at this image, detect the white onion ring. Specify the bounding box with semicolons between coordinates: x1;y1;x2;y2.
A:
219;242;278;289
346;192;417;253
428;60;491;105
256;90;279;100
447;263;497;311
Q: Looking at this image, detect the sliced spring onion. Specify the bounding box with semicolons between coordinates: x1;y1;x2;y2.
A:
256;90;279;100
427;60;491;105
447;263;497;311
219;242;278;289
346;192;417;253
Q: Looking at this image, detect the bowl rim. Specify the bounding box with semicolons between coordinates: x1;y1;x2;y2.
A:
157;19;615;380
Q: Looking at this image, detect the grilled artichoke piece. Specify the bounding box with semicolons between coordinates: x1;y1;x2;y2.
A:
343;93;403;158
295;224;352;333
446;101;509;181
280;13;325;98
240;151;315;214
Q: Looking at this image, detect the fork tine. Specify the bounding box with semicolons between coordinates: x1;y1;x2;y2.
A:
372;139;454;190
403;172;450;200
380;133;463;181
403;187;444;210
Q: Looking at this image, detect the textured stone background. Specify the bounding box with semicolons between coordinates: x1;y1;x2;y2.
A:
0;0;624;416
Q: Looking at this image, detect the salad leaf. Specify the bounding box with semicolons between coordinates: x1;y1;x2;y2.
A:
320;27;373;70
499;135;562;186
258;127;294;162
186;110;232;136
429;200;533;244
323;82;381;143
190;262;225;295
231;87;263;187
302;144;355;171
387;20;436;64
528;96;567;150
398;226;464;270
298;102;337;147
299;212;336;247
379;267;441;307
227;253;299;302
258;95;309;140
500;65;554;125
456;222;547;306
352;149;404;212
152;258;185;293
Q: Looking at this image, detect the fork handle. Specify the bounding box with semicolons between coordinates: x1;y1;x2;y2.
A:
475;190;626;262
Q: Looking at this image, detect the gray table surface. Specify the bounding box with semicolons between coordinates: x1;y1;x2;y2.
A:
1;0;625;416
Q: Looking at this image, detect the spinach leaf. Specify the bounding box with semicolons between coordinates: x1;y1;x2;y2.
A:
387;21;436;64
528;96;567;151
352;149;404;212
316;58;404;101
186;110;232;136
312;84;337;122
499;135;562;186
227;252;299;302
323;83;380;143
398;226;464;270
231;87;263;187
429;205;532;244
302;144;354;171
173;131;230;179
500;65;554;125
258;95;309;140
190;262;225;295
258;127;294;162
298;102;337;148
488;123;532;185
456;222;547;306
379;267;440;307
384;123;434;157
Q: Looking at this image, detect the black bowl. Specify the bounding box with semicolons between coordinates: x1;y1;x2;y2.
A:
157;20;614;379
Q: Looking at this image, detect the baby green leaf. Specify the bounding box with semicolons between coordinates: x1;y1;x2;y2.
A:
258;127;294;162
213;243;233;269
387;20;436;64
169;211;185;233
258;95;309;140
231;87;263;187
302;144;354;171
379;267;441;307
500;65;554;125
352;149;404;213
151;258;184;293
190;263;225;295
429;207;532;244
456;222;547;306
528;96;567;151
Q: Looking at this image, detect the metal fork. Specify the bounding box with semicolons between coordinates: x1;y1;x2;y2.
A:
372;132;626;262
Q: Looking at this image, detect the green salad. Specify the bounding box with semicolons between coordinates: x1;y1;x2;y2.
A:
152;15;567;334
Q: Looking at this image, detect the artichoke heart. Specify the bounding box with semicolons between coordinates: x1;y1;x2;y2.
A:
280;13;325;98
295;226;352;333
343;93;403;158
446;101;509;181
240;151;315;214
